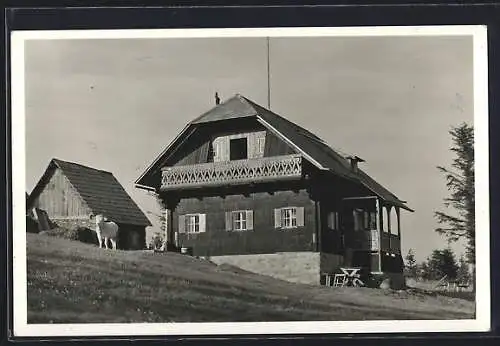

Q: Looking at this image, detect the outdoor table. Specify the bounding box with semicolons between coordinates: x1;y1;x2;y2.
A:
340;267;364;287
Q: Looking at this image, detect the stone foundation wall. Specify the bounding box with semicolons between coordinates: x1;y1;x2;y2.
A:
209;252;321;285
320;253;344;274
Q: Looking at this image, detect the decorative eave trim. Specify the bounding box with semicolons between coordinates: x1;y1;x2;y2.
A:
134;123;194;187
256;115;327;171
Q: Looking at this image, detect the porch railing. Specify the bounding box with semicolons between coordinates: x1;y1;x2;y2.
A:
345;230;401;253
161;154;303;190
381;232;401;253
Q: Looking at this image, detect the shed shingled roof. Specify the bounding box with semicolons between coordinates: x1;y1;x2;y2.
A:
136;94;413;212
29;159;152;226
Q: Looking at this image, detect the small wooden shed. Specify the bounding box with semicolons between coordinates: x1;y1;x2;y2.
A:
27;158;151;250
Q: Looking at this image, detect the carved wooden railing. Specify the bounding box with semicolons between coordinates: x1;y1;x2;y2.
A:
161;154;303;190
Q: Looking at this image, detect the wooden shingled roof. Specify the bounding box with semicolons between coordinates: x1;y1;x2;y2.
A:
28;159;152;226
136;94;413;212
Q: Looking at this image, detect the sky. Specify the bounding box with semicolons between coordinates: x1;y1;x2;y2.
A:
24;34;474;262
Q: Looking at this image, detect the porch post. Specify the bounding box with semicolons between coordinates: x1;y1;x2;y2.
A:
165;197;179;251
387;205;392;250
396;207;401;237
376;198;382;273
396;207;401;253
163;207;168;250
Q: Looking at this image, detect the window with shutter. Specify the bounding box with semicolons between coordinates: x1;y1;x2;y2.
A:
232;211;247;231
226;210;253;231
280;207;302;229
184;214;205;234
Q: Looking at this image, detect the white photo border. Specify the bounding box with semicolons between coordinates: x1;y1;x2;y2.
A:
11;25;490;337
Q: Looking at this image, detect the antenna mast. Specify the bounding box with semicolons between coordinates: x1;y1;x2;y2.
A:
266;37;271;109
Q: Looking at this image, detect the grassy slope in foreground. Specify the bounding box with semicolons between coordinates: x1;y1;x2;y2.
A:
26;233;475;323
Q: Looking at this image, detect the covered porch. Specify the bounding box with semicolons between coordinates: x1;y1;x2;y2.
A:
340;196;406;274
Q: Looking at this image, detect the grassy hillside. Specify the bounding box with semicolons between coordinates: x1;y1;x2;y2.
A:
27;233;475;323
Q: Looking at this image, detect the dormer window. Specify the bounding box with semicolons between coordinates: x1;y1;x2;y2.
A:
230;138;248;161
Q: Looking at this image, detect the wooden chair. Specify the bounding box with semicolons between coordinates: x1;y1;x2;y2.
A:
324;274;334;287
457;281;470;292
434;275;448;291
333;274;348;287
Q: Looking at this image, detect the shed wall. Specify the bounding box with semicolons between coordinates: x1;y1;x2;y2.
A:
33;168;90;218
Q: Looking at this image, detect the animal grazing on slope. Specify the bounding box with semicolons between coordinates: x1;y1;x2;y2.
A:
91;214;119;250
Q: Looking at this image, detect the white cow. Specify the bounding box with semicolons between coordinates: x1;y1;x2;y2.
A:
92;214;119;250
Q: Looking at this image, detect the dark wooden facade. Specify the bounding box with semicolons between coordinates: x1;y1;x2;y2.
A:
136;94;412;282
172;189;316;256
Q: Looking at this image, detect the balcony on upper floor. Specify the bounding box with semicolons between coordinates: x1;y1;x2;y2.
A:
160;154;303;191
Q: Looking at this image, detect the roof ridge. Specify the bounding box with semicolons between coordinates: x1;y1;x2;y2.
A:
189;93;252;124
52;158;113;175
241;96;325;141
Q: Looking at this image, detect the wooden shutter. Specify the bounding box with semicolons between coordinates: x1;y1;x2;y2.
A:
274;208;282;228
198;140;211;163
247;132;255;159
199;214;206;233
178;215;186;234
296;207;305;227
246;210;254;230
225;211;233;231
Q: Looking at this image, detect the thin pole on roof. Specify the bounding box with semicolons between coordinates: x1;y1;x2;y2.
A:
266;36;271;109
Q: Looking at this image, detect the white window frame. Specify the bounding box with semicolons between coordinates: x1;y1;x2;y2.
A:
282;207;298;229
232;211;248;231
186;214;200;234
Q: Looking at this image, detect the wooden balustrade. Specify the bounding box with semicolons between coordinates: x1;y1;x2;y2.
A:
344;230;400;253
344;230;374;251
161;154;303;190
381;232;401;253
